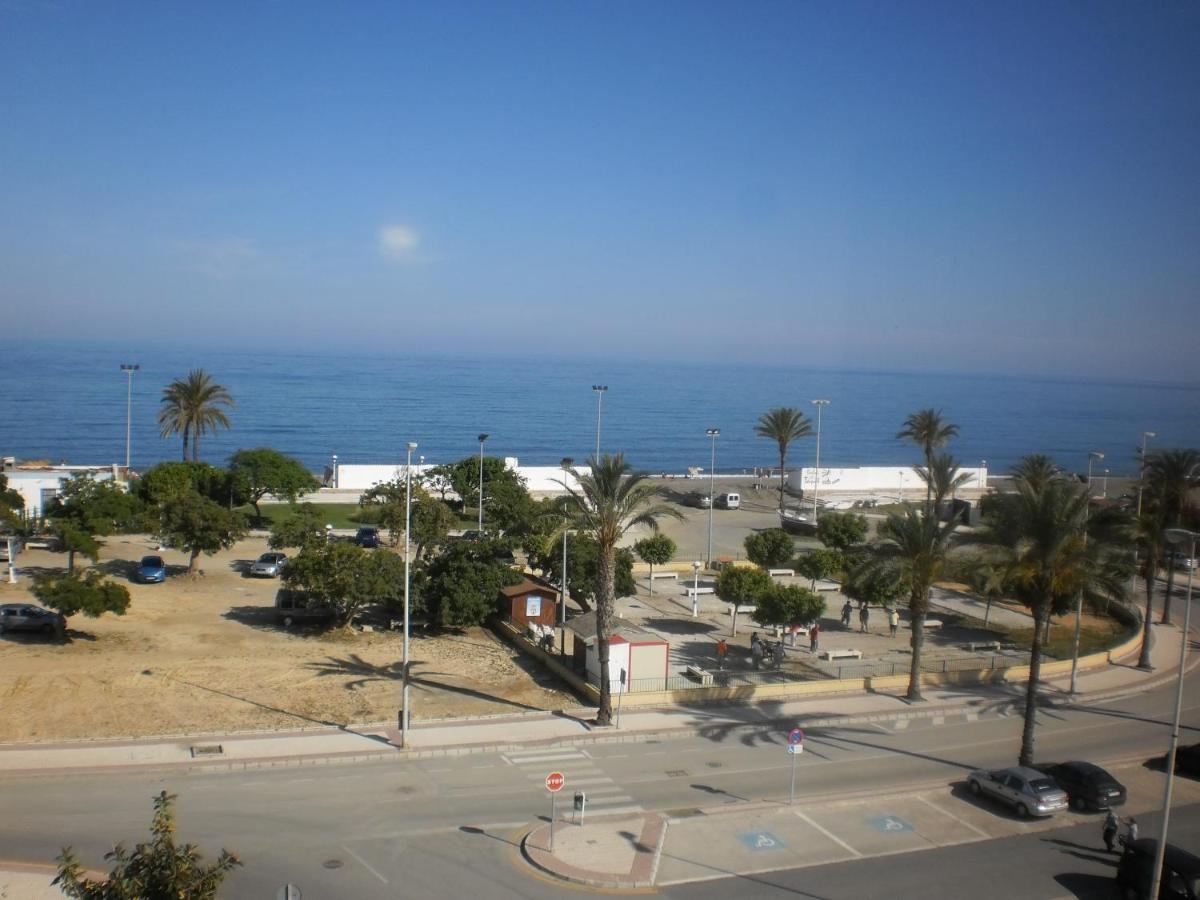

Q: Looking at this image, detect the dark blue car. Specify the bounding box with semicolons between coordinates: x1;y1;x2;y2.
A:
135;555;167;584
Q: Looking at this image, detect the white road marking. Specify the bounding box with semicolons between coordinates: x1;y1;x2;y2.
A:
342;844;388;884
503;748;591;765
917;794;991;839
893;719;910;730
793;810;862;857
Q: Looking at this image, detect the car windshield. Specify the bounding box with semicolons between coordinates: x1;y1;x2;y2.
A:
1030;778;1058;793
142;557;163;567
258;554;276;562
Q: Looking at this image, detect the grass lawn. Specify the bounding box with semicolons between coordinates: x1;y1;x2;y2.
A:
998;615;1132;659
243;503;364;529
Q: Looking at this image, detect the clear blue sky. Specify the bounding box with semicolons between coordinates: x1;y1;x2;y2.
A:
2;1;1197;380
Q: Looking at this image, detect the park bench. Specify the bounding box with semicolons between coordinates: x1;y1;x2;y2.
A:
685;665;714;686
648;571;678;580
964;640;1000;652
923;619;943;629
683;586;715;596
820;648;863;661
727;603;756;615
767;568;795;578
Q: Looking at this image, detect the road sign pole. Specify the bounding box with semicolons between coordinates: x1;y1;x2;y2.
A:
789;747;797;804
550;793;556;851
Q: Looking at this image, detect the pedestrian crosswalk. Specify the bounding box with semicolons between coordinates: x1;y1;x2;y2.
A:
501;747;643;817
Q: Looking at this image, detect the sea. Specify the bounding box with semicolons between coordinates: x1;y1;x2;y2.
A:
1;342;1197;478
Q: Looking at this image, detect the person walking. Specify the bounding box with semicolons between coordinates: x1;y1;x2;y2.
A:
773;641;786;669
716;638;728;670
888;607;899;638
841;600;852;629
809;622;820;654
1124;817;1138;847
859;603;870;634
1102;810;1120;853
751;638;763;670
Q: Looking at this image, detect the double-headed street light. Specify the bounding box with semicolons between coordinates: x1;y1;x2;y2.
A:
592;386;607;460
1149;527;1198;900
120;363;139;472
810;400;830;522
706;428;719;566
401;440;418;747
1069;450;1104;694
477;433;489;533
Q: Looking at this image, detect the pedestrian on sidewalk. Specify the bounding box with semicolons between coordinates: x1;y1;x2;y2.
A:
716;638;728;670
751;639;763;670
859;603;870;634
1103;810;1120;853
809;622;820;653
773;641;786;669
1124;817;1138;847
841;600;853;629
888;607;899;638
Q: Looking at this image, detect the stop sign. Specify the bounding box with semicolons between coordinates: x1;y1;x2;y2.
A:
546;771;565;793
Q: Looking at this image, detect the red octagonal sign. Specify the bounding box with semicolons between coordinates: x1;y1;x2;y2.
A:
546;771;565;793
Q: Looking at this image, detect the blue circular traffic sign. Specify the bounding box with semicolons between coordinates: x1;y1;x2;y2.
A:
788;728;804;746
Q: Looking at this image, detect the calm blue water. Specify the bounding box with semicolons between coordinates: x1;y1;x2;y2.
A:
1;342;1197;476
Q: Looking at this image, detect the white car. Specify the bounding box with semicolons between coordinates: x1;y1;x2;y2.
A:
1165;552;1197;571
967;766;1068;818
250;552;288;578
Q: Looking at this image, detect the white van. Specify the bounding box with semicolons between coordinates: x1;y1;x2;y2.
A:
717;492;741;510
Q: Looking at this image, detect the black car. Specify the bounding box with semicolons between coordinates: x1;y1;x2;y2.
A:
1041;761;1127;811
354;527;381;548
1174;743;1200;777
1117;838;1200;899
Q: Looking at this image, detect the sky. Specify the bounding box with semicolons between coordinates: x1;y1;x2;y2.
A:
1;1;1198;381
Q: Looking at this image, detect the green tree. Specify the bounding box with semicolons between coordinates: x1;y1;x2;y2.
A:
157;491;247;576
50;473;146;535
524;532;635;612
137;462;241;507
961;555;1011;627
796;547;844;588
634;533;677;595
1009;454;1062;494
916;451;974;509
421;539;520;627
282;541;396;628
31;570;131;628
157;369;235;462
268;503;327;552
743;528;795;569
815;511;869;551
358;477;425;543
754;583;826;632
1133;501;1167;669
228;448;317;521
54;791;240;900
714;565;774;607
857;504;960;701
443;456;534;534
410;498;457;560
842;564;905;609
557;454;681;725
1143;448;1200;625
976;464;1130;766
897;408;959;507
54;523;100;574
755;407;813;513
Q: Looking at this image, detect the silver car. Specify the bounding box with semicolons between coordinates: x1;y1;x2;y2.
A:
250;552;288;578
967;766;1068;818
0;603;65;636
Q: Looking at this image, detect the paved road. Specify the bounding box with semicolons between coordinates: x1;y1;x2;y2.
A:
4;666;1200;898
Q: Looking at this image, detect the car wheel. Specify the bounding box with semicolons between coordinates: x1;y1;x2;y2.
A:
1071;796;1087;812
1015;803;1029;819
283;616;294;628
969;780;982;796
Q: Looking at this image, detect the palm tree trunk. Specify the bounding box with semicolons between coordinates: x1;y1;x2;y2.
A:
1138;569;1155;669
778;447;786;514
181;427;190;462
1019;602;1049;767
594;547;615;725
907;603;925;701
1162;559;1175;625
192;427;200;462
924;449;933;510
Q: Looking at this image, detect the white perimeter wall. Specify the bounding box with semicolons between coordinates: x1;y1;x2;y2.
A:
5;466;118;517
331;458;588;495
788;465;987;495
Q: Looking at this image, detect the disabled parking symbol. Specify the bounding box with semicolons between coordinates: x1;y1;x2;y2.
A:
867;815;913;833
738;830;785;851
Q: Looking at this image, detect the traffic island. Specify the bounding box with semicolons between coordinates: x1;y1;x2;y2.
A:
520;812;666;889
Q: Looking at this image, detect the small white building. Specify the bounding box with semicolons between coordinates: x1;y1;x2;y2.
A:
1;459;120;518
566;611;670;695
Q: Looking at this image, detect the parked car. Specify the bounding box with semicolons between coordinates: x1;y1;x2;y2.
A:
250;552;288;578
459;529;484;542
716;492;741;510
1164;551;1198;571
0;535;22;561
1173;743;1200;777
0;603;65;636
1040;761;1127;811
966;766;1069;818
689;493;712;509
1116;838;1200;899
274;589;335;627
354;527;381;548
135;555;167;584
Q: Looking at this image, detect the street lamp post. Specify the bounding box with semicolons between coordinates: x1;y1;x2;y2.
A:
592;386;607;460
477;433;489;533
560;457;573;656
692;561;701;618
1069;451;1104;694
401;440;418;747
1102;469;1109;497
1136;431;1158;671
120;364;139;472
810;400;830;522
706;428;719;565
980;459;987;497
1149;527;1197;900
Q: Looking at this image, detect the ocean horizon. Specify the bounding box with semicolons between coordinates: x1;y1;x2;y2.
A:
1;341;1197;479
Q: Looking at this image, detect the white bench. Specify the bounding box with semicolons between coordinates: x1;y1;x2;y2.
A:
922;619;943;630
649;571;678;580
727;603;756;615
683;587;715;596
820;649;863;661
965;640;1000;652
685;665;714;686
768;568;795;578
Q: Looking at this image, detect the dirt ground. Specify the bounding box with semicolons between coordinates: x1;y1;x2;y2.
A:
0;536;570;742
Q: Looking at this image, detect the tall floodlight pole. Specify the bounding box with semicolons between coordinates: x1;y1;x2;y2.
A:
1135;431;1157;670
120;364;139;472
477;433;489;533
706;428;720;565
401;440;418;747
1069;451;1104;693
559;457;573;656
810;400;830;522
1150;527;1197;900
592;386;607;460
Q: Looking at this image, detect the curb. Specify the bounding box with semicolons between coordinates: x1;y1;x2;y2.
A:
520;813;665;889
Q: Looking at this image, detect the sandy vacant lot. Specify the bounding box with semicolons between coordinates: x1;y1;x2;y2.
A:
0;536;570;742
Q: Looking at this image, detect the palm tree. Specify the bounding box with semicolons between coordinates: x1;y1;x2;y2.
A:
157;370;234;462
755;407;812;513
557;454;681;724
976;466;1128;766
916;452;974;511
1009;454;1062;494
1143;449;1200;625
897;409;959;507
1134;498;1167;670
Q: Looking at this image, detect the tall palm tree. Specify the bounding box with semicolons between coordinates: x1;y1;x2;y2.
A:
897;409;959;508
1134;498;1167;670
857;504;959;701
157;370;234;462
1143;449;1200;625
977;466;1128;766
1009;454;1063;494
755;407;812;513
916;451;974;511
557;454;681;724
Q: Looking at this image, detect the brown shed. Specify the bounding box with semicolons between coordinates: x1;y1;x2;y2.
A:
500;578;560;629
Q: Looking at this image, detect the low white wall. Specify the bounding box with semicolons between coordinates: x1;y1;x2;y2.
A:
789;465;986;496
5;466;119;517
329;458;589;496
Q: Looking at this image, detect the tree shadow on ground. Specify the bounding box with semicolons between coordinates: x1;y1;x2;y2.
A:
223;604;289;632
0;628;94;645
1052;872;1119;898
306;653;547;712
